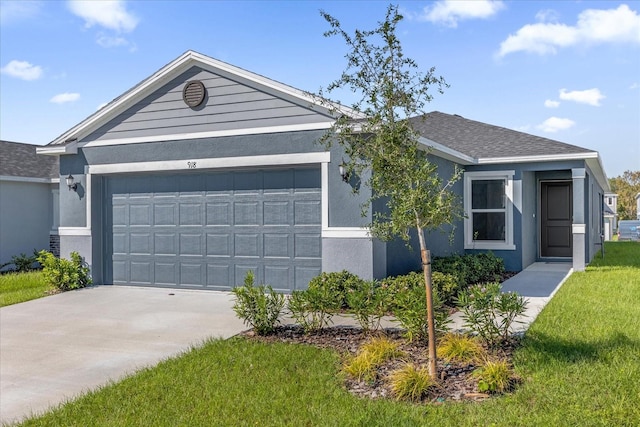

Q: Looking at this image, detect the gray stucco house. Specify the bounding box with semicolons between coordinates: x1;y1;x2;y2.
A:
1;140;59;268
37;50;610;291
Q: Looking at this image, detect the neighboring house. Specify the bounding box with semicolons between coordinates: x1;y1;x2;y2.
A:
37;51;610;291
636;193;640;220
603;192;618;241
0;140;59;268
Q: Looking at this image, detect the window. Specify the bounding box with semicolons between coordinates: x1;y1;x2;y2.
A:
464;171;515;250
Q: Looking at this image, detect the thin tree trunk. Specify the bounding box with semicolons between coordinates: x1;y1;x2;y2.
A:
417;225;437;379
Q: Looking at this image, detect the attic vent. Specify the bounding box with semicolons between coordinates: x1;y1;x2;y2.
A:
183;80;206;107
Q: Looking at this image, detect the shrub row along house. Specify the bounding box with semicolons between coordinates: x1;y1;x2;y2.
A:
34;51;610;291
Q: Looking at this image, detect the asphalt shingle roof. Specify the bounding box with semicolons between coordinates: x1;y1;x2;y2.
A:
411;111;594;160
0;140;59;179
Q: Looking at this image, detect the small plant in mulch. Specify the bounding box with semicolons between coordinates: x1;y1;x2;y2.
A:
388;363;438;402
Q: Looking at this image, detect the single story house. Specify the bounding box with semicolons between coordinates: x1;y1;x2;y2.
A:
37;51;609;291
1;140;59;268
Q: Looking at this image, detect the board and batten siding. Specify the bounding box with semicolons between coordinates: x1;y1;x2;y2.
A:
82;67;332;142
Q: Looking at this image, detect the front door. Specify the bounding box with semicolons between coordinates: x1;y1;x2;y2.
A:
541;181;573;257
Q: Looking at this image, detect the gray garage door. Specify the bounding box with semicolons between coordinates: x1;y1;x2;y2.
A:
104;168;321;292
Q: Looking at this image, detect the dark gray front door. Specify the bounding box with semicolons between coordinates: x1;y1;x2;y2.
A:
541;181;573;258
104;168;321;291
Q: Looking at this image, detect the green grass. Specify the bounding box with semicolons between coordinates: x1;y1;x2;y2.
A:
0;271;49;307
13;242;640;426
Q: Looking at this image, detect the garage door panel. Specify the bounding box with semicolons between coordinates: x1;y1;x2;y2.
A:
130;233;151;255
206;233;231;256
154;262;177;285
234;202;259;225
264;234;289;257
265;265;291;291
113;232;127;254
130;204;151;226
106;168;320;291
154;204;177;225
295;266;322;291
180;233;203;256
206;202;231;225
131;261;152;284
155;233;176;254
264;201;289;225
294;200;321;225
295;233;321;258
180;263;204;287
235;233;260;257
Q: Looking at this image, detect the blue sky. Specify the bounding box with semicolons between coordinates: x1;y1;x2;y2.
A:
1;0;638;178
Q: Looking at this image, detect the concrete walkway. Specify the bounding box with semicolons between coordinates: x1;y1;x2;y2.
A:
0;286;246;425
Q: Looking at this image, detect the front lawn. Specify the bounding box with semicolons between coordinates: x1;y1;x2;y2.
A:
15;242;640;426
0;271;49;307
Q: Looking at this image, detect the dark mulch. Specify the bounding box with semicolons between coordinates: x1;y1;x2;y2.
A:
243;324;521;404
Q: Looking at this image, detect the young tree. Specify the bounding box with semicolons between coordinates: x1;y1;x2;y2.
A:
317;5;463;378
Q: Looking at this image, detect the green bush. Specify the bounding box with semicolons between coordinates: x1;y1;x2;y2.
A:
307;270;365;309
432;252;506;289
383;272;450;341
37;250;91;291
345;280;390;331
0;250;41;273
287;285;341;333
457;282;528;347
232;271;285;335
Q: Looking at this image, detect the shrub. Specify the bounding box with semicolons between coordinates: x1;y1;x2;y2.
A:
345;280;391;331
432;252;506;289
457;282;528;346
388;363;437;402
37;250;91;292
287;285;341;332
431;271;461;306
436;333;486;365
232;271;285;335
307;270;365;309
473;359;514;394
343;336;403;382
383;272;450;341
0;250;41;273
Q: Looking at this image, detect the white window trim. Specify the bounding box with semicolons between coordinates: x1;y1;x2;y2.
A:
464;170;516;250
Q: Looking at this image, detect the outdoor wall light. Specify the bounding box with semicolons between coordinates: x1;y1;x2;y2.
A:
66;173;77;191
339;159;350;182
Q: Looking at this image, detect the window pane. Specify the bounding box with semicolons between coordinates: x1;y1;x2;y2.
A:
472;180;505;209
472;212;505;241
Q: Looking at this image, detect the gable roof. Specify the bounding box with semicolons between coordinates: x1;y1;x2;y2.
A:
0;140;58;181
412;111;609;191
38;50;359;154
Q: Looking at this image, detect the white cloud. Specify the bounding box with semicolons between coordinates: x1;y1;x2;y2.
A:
498;4;640;57
0;0;42;25
559;88;605;106
0;60;43;80
535;9;560;23
544;99;560;108
67;0;138;33
630;82;639;90
417;0;504;28
537;117;576;133
50;92;80;104
96;34;129;48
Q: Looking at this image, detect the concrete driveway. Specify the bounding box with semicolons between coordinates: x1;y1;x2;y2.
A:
0;285;246;424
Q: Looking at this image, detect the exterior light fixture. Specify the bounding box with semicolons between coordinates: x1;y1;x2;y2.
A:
338;159;349;182
66;173;77;191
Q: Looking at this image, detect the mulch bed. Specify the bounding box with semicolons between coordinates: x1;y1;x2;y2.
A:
242;324;522;404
